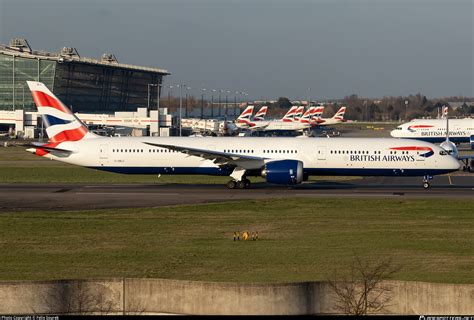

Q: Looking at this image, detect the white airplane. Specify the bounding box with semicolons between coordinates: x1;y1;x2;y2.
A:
391;116;474;171
390;118;473;145
26;81;461;189
313;106;347;126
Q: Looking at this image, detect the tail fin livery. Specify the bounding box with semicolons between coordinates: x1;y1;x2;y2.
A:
293;106;305;121
311;106;325;125
281;106;298;122
253;106;268;121
299;107;315;124
236;105;255;126
332;106;346;121
27;81;95;155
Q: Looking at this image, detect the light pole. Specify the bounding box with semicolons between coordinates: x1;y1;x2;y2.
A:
167;85;173;108
405;100;409;121
225;90;230;118
147;83;161;136
364;100;368;121
307;87;311;109
185;86;191;117
201;88;206;119
157;83;161;136
218;89;223;117
176;84;187;136
234;91;240;116
211;89;216;117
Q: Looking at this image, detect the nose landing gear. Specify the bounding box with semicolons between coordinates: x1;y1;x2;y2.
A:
422;175;433;189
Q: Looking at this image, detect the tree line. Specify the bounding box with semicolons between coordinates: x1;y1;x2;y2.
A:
157;94;473;121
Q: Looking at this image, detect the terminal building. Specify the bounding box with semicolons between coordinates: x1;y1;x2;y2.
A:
0;38;169;112
0;38;171;137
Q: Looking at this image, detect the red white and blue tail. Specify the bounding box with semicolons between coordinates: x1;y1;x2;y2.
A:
293;106;305;121
236;105;255;126
311;106;325;125
281;106;298;122
253;106;268;121
27;81;96;156
332;106;346;122
299;107;315;124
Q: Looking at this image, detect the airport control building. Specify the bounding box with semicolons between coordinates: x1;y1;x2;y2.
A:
0;38;170;113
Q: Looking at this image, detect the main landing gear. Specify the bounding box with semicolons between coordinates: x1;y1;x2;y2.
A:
227;178;251;189
422;175;433;189
461;159;472;172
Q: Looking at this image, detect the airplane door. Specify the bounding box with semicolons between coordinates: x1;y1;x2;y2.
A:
99;144;108;160
317;146;326;160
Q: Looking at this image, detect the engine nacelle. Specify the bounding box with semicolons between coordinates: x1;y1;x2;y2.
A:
261;160;304;185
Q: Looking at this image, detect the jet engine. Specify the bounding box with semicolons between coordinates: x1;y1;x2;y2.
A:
261;160;304;185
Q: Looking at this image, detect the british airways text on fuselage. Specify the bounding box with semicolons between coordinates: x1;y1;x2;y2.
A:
350;154;416;162
420;131;469;137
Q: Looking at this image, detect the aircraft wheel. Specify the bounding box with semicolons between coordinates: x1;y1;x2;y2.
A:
423;182;430;189
243;179;251;189
237;181;246;189
227;180;237;189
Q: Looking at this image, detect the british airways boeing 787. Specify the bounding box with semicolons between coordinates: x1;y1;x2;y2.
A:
26;81;460;189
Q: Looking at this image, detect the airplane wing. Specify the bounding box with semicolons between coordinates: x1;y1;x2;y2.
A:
144;142;266;169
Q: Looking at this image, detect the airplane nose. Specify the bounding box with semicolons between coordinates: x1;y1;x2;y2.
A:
390;130;397;137
450;157;461;170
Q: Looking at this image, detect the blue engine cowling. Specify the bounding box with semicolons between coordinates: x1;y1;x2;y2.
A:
262;160;304;185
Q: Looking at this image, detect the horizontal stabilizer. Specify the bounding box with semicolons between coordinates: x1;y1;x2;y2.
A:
27;143;73;155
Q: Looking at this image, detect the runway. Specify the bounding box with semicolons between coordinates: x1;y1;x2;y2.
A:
0;175;472;211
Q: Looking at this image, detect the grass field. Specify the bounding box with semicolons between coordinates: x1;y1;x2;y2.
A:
0;198;472;283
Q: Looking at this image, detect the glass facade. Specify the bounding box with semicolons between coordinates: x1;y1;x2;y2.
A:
53;62;163;113
0;54;56;111
0;52;166;113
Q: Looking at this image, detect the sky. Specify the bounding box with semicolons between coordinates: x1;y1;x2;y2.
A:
1;0;472;100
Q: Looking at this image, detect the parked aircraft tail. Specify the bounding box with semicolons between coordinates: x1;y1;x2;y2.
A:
332;106;347;121
281;106;298;122
293;106;305;121
254;106;268;121
236;105;254;121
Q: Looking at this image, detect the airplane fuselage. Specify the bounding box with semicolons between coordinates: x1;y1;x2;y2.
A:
42;136;460;177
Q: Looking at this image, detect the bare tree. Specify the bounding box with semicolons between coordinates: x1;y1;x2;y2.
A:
34;281;117;315
327;257;401;315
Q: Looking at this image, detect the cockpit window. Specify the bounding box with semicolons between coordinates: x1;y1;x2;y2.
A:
439;150;448;156
397;127;402;130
